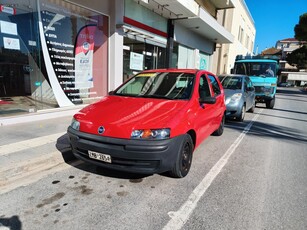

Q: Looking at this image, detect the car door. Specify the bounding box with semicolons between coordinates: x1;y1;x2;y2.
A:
207;74;224;128
246;77;255;109
194;73;216;144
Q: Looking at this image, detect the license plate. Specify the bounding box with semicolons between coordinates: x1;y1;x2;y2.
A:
88;150;112;163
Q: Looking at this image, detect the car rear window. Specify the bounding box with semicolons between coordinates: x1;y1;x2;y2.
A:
221;76;242;90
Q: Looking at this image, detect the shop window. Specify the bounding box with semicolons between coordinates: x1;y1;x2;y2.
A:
123;37;166;82
0;0;109;116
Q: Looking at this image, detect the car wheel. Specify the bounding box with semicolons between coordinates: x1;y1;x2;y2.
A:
237;105;246;122
212;114;225;136
266;98;275;109
248;102;255;113
170;134;194;178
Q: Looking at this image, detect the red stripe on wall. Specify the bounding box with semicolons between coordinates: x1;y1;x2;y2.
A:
123;16;168;38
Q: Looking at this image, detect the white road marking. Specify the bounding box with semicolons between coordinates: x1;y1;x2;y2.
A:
0;132;66;156
163;109;263;230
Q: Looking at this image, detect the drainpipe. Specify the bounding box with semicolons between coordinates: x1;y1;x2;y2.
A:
166;19;175;68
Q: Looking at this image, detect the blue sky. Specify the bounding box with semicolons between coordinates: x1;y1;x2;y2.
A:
245;0;307;54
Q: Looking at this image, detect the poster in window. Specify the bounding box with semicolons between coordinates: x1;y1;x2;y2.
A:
74;25;96;89
130;52;144;71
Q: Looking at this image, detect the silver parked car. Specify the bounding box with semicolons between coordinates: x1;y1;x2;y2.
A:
219;74;255;122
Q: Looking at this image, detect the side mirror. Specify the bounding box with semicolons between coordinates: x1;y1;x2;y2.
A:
247;87;255;92
199;96;216;104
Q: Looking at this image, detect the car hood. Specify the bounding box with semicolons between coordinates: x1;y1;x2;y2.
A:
74;96;188;138
224;89;242;98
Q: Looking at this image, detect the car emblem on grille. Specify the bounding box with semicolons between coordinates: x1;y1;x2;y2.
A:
98;126;105;134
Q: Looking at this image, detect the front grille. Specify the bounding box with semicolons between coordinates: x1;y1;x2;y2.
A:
254;86;273;94
75;147;160;169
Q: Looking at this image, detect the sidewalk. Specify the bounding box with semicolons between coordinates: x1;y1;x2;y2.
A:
0;104;86;126
0;105;87;194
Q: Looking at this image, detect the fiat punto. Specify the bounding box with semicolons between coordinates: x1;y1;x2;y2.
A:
67;69;226;178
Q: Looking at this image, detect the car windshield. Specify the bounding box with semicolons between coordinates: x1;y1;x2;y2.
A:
114;72;195;100
234;62;277;77
220;76;242;90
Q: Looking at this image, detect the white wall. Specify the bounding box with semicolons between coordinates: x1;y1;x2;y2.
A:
174;22;215;55
213;0;256;74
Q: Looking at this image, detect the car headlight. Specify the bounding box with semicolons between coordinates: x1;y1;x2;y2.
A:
71;118;80;130
131;128;170;139
230;93;242;102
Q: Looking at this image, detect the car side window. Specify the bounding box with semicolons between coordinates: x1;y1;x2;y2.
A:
246;77;253;88
244;79;248;92
199;75;211;98
208;75;221;96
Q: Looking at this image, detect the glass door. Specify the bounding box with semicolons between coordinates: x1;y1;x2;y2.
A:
0;0;41;115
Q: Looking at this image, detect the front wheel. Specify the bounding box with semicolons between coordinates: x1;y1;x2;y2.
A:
170;134;194;178
248;102;255;113
266;98;275;109
237;105;246;122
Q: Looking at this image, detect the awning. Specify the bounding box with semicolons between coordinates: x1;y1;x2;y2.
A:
176;7;234;44
123;25;167;48
286;72;307;81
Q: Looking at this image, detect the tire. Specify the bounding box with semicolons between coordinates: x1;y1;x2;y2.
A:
212;114;225;136
266;98;275;109
237;105;246;122
170;134;194;178
248;102;255;113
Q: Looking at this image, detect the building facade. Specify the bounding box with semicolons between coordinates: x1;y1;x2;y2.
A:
212;0;255;75
0;0;238;116
275;38;307;85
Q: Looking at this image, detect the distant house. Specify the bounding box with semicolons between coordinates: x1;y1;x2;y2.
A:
276;38;306;59
275;38;307;85
260;47;282;59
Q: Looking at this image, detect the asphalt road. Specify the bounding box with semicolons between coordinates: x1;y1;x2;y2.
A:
0;87;306;230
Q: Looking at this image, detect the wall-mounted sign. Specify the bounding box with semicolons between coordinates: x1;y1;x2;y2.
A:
0;5;16;15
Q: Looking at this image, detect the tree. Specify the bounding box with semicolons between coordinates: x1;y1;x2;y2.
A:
286;13;307;70
286;45;307;69
294;13;307;41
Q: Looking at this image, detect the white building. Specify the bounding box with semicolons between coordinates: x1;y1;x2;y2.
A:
212;0;256;74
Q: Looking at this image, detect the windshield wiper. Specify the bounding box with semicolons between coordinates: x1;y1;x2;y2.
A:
139;94;173;100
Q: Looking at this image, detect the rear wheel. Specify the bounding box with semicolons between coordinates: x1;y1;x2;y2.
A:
170;134;194;178
212;114;225;136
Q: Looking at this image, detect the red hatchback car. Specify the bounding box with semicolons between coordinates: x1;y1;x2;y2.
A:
67;69;226;178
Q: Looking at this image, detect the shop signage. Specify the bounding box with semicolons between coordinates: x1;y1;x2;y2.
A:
74;25;96;89
0;5;16;15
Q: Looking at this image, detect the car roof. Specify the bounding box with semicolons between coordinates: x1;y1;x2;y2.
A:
218;74;247;78
141;68;216;76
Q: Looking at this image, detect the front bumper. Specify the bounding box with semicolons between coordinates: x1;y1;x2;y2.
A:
67;126;184;174
255;95;274;103
225;101;242;118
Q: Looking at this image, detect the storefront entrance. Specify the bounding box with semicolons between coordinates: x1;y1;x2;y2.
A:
0;0;40;114
123;37;166;81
